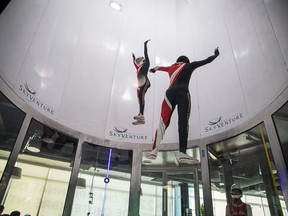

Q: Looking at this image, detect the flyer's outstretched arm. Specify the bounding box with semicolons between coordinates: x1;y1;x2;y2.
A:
188;47;220;68
144;39;150;65
132;52;138;69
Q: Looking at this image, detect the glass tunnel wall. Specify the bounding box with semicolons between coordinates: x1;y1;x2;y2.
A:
139;122;288;216
140;147;202;216
0;93;288;215
0;92;25;180
207;123;287;216
0;115;78;215
272;102;288;168
0;88;134;216
71;143;132;216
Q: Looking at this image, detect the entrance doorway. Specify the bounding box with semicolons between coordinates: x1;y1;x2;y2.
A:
140;148;202;216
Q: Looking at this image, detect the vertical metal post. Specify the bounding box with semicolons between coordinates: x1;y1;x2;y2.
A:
128;148;142;216
200;146;214;216
265;116;288;210
180;183;189;216
193;167;200;216
259;154;281;216
222;161;234;204
62;139;84;216
162;171;168;216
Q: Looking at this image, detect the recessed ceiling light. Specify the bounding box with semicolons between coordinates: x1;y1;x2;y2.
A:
109;1;122;11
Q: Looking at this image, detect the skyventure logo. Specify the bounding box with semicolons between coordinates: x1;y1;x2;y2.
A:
18;82;54;115
204;112;244;133
109;127;148;141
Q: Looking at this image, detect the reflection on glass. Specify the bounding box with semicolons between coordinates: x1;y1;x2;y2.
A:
3;162;71;215
272;102;288;167
141;147;202;216
2;119;78;215
0;92;25;179
72;143;132;216
208;123;287;215
21;120;77;161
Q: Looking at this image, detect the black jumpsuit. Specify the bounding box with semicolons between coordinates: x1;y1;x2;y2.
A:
133;42;150;116
152;53;219;153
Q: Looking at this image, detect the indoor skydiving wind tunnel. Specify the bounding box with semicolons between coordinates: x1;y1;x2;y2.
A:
0;0;288;215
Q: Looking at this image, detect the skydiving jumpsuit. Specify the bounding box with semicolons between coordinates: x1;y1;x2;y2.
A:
152;53;219;153
133;42;150;116
226;202;253;216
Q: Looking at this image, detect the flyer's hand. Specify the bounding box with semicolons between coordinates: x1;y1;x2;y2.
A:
214;47;220;56
132;52;135;59
144;39;151;45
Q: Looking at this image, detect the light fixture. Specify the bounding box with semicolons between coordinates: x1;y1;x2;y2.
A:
109;1;122;11
12;167;22;179
27;142;41;152
77;177;86;189
26;135;41;152
23;132;41;153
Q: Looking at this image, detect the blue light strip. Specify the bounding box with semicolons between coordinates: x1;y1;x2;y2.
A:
101;148;112;216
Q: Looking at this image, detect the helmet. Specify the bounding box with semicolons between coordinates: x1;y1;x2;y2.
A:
230;184;243;199
176;55;190;63
136;57;145;65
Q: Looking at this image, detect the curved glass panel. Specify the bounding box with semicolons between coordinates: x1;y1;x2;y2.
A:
0;91;25;180
208;123;286;215
1;119;78;215
141;147;202;216
21;119;78;160
272;101;288;167
71;143;132;216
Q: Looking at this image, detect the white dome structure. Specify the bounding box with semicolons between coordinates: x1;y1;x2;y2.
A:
0;0;287;147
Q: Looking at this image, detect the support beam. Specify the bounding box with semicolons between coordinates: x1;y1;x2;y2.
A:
128;148;142;216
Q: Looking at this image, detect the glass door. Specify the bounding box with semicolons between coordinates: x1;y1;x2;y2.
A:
141;147;202;216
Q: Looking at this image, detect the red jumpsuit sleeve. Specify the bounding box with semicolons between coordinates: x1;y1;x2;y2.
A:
153;66;171;72
133;59;139;70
